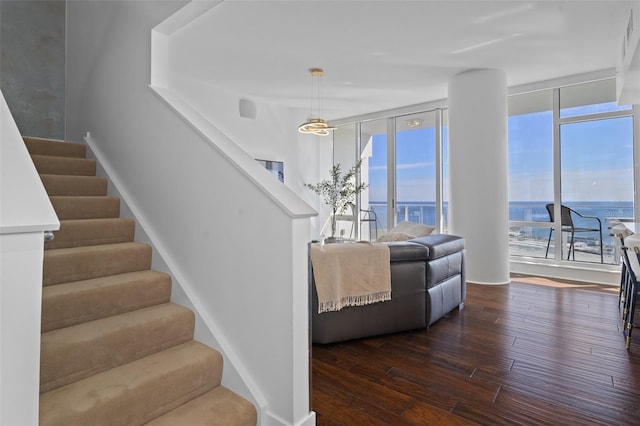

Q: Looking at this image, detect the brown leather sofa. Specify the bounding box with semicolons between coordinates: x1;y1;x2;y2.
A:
310;234;465;344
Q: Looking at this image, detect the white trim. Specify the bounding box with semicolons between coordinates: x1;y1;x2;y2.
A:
510;258;620;286
153;0;222;36
508;68;617;96
386;117;396;230
264;410;316;426
635;104;640;222
331;98;448;128
331;69;618;127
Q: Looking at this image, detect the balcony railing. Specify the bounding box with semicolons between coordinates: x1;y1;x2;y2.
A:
365;200;632;264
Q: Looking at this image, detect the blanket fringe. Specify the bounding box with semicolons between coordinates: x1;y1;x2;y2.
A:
318;290;392;314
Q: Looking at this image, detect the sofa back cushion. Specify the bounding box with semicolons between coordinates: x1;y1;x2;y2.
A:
376;221;435;242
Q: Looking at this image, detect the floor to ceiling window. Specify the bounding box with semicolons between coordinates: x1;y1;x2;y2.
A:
508;79;636;265
394;112;437;231
507;90;554;259
335;110;446;240
360;118;389;239
331;124;358;239
332;76;636;277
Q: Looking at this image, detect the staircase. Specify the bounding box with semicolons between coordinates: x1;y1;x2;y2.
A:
26;137;257;426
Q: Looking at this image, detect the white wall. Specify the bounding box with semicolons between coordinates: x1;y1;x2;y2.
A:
167;76;332;239
65;1;317;424
1;90;59;425
169;77;320;201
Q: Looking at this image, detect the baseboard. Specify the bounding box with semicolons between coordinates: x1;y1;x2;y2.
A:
263;410;316;426
510;258;620;285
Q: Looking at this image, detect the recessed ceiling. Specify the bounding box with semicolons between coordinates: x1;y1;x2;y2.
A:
168;0;635;120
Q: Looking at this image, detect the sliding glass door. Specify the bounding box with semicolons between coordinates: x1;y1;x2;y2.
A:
346;109;445;240
360;119;388;239
394;112;437;230
559;116;634;263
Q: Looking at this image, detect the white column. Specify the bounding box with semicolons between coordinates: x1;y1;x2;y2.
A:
448;69;510;285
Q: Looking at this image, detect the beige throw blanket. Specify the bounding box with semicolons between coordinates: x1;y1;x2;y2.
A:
310;241;391;313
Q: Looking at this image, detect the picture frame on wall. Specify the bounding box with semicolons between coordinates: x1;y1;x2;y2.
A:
256;159;284;183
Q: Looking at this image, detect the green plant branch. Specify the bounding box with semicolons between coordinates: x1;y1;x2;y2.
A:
305;160;368;217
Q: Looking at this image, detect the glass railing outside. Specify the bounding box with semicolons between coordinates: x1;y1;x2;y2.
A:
367;200;632;265
509;201;633;264
367;201;448;237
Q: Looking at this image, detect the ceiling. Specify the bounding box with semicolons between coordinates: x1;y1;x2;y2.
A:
169;0;636;121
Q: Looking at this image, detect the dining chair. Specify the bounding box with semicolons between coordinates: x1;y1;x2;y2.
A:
612;225;633;306
621;234;640;349
544;204;603;263
360;207;378;241
333;202;357;239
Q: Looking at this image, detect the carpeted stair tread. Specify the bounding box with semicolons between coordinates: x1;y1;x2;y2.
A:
45;218;135;250
41;303;195;393
145;386;258;426
39;341;222;426
40;173;108;196
43;242;152;286
31;154;96;176
24;136;86;158
49;195;120;220
42;270;172;332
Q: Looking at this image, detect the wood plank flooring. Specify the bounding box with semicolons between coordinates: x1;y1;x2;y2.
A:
312;275;640;425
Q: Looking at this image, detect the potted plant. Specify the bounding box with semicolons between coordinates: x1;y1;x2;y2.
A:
306;160;368;243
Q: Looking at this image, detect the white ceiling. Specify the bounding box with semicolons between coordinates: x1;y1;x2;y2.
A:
170;0;636;120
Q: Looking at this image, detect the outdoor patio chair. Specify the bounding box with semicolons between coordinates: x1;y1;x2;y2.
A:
544;203;603;263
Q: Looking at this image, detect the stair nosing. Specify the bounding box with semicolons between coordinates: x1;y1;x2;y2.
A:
39;341;222;426
41;270;172;332
40;303;195;393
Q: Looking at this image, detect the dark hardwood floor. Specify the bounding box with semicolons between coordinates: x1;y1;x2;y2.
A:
312;275;640;425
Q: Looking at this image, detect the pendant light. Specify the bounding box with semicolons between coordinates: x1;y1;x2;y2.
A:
298;68;336;136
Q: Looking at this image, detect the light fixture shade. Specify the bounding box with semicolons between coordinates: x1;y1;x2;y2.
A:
298;118;335;136
299;68;335;136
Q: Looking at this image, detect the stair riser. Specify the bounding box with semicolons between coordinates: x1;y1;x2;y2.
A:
144;387;258;426
43;243;152;286
39;342;222;426
45;219;135;250
40;174;108;196
41;271;172;332
41;304;195;393
50;196;120;220
31;154;96;176
24;137;86;158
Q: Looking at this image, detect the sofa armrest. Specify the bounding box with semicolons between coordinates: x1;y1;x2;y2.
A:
385;241;429;261
409;234;465;259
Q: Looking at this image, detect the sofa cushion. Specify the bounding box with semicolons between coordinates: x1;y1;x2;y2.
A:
427;251;464;288
376;232;416;242
427;275;463;326
386;221;435;238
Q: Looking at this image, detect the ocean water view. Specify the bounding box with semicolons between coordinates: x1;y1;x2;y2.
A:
366;200;633;264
